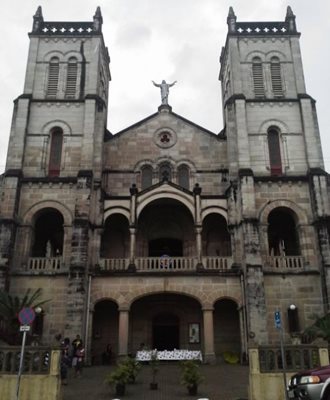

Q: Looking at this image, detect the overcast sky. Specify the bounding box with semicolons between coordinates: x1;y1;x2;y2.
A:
0;0;329;173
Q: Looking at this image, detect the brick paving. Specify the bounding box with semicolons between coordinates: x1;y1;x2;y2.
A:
62;363;249;400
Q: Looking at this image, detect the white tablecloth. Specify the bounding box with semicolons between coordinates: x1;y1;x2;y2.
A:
136;349;202;361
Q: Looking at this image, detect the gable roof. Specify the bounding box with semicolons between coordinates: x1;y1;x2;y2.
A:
105;107;223;141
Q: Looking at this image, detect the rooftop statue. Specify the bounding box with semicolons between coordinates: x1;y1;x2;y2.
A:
152;80;177;105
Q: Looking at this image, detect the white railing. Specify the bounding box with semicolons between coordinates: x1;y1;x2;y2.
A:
28;257;63;271
99;257;233;272
135;257;197;271
98;258;128;271
266;256;304;270
202;256;232;270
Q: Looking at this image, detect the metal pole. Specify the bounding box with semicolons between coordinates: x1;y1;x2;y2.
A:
16;330;27;400
279;325;289;400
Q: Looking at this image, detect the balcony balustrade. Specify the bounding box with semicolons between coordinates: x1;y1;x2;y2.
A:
265;255;304;271
98;256;233;272
28;257;63;272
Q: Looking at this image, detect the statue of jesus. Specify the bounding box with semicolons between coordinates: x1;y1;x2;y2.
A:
152;80;177;105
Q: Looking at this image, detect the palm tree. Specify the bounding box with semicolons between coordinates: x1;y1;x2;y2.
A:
0;288;49;344
303;313;330;343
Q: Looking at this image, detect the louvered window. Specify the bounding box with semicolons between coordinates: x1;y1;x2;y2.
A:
252;57;265;97
268;128;282;176
47;57;59;98
65;57;78;98
271;57;283;96
141;166;153;189
48;128;63;177
178;165;190;189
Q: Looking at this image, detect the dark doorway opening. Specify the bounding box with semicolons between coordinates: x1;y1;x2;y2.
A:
152;313;179;350
149;238;183;257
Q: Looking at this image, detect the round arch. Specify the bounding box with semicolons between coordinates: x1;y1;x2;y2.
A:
23;200;72;226
245;50;265;62
201;206;228;223
92;296;119;311
137;190;194;220
259;200;308;225
258;119;289;135
265;50;287;62
103;207;130;223
42;120;72;137
43;51;64;62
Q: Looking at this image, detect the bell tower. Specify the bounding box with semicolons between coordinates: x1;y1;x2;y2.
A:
0;7;111;340
220;7;330;344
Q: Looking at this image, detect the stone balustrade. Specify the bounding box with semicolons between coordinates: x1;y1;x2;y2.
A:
28;257;63;272
258;344;320;372
265;256;304;270
0;346;53;374
99;256;232;272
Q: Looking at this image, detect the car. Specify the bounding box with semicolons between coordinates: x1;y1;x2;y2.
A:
287;364;330;400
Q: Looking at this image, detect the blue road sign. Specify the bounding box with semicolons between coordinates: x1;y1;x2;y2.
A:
274;311;281;329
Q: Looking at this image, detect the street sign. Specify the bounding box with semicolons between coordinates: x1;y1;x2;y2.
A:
274;310;281;329
18;307;35;325
19;325;30;332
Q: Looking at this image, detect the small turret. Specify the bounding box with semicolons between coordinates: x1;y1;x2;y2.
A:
285;6;297;33
32;6;44;33
227;7;237;34
93;6;103;32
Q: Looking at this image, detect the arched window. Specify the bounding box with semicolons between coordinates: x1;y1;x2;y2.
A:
267;208;300;256
65;57;78;98
270;57;283;96
48;128;63;177
252;57;265;97
47;57;60;98
268;128;282;176
178;165;190;189
159;162;172;182
141;165;153;189
32;209;64;257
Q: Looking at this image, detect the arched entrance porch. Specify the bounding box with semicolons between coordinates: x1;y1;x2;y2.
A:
91;299;118;365
129;293;202;354
137;199;195;258
214;298;241;362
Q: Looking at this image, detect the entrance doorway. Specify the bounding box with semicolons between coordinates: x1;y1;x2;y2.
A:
152;313;179;350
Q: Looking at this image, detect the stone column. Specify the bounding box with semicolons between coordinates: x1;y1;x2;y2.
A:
129;227;136;265
195;226;203;265
118;308;129;357
202;307;216;364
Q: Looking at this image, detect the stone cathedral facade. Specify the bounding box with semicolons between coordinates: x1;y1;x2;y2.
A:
0;6;329;363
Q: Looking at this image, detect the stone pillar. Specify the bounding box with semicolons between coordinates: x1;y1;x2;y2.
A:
202;307;216;364
129;227;136;267
64;219;89;338
195;226;203;265
118;308;129;357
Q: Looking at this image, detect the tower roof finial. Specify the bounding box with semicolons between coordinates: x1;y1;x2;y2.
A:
93;6;103;32
228;7;236;19
227;6;237;34
285;5;297;33
32;6;44;33
286;6;295;18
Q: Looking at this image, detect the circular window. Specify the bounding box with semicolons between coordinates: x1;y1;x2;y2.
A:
154;127;177;148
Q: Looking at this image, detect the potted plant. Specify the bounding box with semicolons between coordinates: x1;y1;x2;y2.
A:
149;350;159;390
122;356;141;383
104;362;130;396
180;360;204;396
